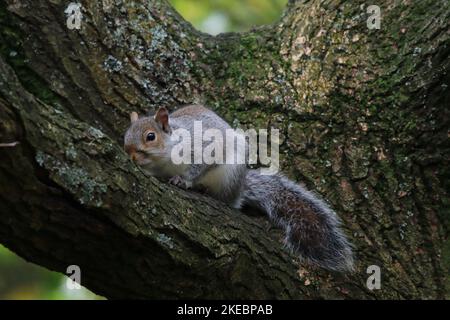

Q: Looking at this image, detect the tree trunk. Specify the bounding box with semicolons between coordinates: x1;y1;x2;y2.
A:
0;0;448;299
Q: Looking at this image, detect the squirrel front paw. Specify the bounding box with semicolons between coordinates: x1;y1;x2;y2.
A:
168;175;192;190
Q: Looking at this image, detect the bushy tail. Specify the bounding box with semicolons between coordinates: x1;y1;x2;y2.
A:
242;170;354;272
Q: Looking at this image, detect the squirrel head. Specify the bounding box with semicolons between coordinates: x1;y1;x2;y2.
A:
124;107;172;167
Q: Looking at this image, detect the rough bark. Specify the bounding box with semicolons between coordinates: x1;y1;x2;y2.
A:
0;0;448;299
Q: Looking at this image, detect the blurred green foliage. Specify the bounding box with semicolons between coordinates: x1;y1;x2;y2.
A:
169;0;288;34
0;245;101;299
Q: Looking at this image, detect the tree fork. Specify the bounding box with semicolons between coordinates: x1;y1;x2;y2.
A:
0;0;448;299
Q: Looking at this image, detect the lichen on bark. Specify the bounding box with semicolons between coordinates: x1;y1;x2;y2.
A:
0;0;448;299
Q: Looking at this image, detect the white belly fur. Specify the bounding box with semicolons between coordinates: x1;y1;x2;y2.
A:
197;165;232;195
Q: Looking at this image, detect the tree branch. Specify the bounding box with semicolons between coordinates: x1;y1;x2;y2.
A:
0;0;448;298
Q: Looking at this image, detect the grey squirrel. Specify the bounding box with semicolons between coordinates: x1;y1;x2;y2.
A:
124;104;354;272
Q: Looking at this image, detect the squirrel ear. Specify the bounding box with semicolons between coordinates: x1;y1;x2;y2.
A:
130;112;139;123
154;107;170;133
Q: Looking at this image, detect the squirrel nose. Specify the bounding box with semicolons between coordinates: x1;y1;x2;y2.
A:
124;145;138;162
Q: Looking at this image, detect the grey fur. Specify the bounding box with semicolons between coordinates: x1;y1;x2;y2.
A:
124;104;354;272
242;170;354;272
124;105;247;205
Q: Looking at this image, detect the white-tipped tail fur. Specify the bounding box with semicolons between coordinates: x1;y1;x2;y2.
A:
242;170;354;272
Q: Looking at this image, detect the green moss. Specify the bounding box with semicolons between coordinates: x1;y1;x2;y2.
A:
194;29;287;116
0;2;59;105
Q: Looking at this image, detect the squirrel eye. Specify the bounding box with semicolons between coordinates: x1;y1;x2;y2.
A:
146;132;156;142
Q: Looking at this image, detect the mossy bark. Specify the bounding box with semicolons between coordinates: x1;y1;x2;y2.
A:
0;0;448;299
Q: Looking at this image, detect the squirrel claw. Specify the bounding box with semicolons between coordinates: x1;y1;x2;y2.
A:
169;176;191;190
